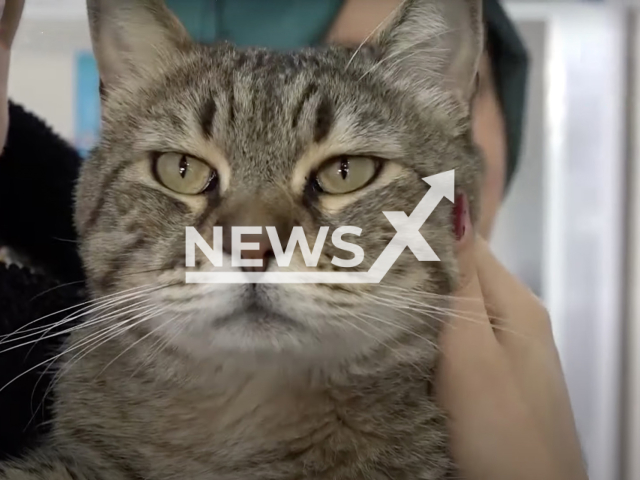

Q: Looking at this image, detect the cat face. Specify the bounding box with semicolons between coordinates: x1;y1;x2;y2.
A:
75;0;484;361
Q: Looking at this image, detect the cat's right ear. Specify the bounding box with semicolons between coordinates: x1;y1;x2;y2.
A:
372;0;484;108
86;0;191;90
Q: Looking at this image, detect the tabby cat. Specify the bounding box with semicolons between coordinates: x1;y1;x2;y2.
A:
0;0;484;478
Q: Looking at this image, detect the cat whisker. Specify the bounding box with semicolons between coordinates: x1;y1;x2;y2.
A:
371;298;531;340
356;28;454;83
130;315;191;380
359;287;530;339
21;284;180;376
357;310;439;350
376;284;484;303
11;299;160;358
336;308;427;373
1;284;159;339
0;319;116;395
119;267;178;278
43;304;170;398
94;312;180;379
51;237;79;244
371;293;476;317
27;284;181;410
58;304;170;375
343;2;403;72
358;46;441;83
23;298;149;431
7;282;178;344
29;301;167;390
1;292;157;349
334;306;397;353
374;287;513;325
28;279;87;302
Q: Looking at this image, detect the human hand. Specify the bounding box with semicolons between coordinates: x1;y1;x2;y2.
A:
436;195;588;480
0;0;25;154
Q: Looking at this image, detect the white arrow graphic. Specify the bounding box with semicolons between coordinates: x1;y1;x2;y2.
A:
185;170;455;284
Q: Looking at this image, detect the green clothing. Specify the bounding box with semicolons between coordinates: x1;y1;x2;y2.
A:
164;0;529;188
166;0;344;49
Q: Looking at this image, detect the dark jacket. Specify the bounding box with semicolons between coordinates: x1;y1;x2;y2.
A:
0;102;87;461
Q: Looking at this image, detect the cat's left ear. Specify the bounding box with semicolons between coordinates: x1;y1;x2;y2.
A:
373;0;483;107
86;0;191;90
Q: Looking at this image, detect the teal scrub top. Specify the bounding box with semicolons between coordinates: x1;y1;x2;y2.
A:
163;0;528;188
165;0;344;49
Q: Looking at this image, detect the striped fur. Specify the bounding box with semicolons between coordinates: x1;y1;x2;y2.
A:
1;1;484;479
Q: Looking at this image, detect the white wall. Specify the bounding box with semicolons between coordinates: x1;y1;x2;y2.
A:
624;12;640;480
503;5;628;480
7;18;91;142
8;53;76;140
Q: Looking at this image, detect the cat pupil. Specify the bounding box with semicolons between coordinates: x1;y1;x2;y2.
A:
339;158;350;180
178;156;189;179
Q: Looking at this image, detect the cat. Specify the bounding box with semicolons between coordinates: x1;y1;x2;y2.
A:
0;0;484;478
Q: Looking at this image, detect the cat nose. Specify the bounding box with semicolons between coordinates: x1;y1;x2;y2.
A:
217;197;296;273
223;230;275;273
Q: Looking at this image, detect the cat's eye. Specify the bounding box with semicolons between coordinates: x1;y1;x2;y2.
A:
314;156;380;195
152;153;216;195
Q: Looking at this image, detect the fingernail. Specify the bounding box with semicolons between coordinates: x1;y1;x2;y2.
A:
454;193;469;241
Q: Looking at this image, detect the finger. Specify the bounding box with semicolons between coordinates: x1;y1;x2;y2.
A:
474;240;585;477
474;238;558;389
436;194;504;407
438;241;565;480
0;0;25;48
439;213;579;480
474;239;562;392
447;193;495;347
475;238;552;340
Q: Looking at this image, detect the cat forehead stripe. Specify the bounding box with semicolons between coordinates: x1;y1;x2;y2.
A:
199;98;216;139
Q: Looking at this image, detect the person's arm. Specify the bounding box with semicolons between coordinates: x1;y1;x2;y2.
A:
436;195;587;480
0;102;84;282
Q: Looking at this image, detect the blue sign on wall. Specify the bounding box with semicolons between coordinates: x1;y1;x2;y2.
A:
74;51;101;157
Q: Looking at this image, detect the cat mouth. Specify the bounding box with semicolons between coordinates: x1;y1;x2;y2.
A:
213;291;300;330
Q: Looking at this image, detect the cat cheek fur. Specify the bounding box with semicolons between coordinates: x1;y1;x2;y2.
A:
2;1;484;479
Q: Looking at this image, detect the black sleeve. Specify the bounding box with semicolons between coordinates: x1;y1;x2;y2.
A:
0;264;87;462
0;102;89;460
0;101;85;282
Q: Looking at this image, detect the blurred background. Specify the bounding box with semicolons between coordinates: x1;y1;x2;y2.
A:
8;0;640;479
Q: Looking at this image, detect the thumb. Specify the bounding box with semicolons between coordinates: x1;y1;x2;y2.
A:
436;194;502;413
439;193;499;374
451;192;488;324
0;0;25;49
0;0;23;154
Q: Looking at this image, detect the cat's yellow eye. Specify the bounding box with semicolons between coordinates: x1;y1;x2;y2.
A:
315;156;379;194
153;153;216;195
